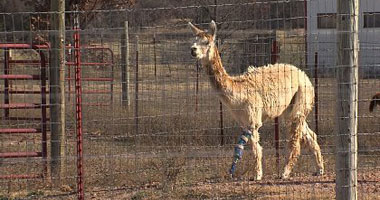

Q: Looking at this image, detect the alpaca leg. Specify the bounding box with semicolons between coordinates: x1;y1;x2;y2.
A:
282;119;303;179
229;129;252;177
302;123;324;176
250;130;263;180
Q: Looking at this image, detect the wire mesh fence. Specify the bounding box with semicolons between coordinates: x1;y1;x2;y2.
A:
0;0;379;199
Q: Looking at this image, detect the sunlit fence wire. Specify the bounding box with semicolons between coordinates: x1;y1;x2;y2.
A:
0;1;379;199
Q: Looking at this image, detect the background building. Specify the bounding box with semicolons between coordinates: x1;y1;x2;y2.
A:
307;0;380;77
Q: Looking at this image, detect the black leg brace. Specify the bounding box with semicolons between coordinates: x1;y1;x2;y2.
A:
229;129;253;176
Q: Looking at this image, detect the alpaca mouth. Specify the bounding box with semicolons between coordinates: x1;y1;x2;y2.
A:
191;50;197;57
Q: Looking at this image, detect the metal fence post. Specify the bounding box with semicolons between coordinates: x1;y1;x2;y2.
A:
271;39;280;175
135;36;139;136
195;61;199;112
217;39;224;146
153;34;157;78
314;52;319;135
74;3;84;199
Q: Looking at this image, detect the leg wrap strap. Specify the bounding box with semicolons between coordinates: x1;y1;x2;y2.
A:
233;145;244;160
229;130;253;175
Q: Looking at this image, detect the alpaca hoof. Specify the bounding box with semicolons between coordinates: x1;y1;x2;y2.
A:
281;173;290;179
229;173;234;180
313;169;324;176
228;174;240;182
255;175;262;181
228;172;237;181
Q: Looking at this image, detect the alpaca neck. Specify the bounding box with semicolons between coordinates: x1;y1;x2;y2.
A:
201;46;232;92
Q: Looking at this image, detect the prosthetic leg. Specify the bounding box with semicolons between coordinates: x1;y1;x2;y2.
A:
229;129;252;177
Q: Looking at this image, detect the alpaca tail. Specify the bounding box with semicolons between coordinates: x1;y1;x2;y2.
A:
369;93;380;112
288;83;314;121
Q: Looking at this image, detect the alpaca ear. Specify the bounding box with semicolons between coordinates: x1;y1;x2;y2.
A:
188;22;203;35
209;20;217;40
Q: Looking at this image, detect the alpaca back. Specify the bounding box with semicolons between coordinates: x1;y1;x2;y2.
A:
241;63;314;119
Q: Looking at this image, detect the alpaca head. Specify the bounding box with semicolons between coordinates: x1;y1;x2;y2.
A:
189;20;217;60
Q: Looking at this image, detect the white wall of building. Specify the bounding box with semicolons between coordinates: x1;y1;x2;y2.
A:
307;0;380;78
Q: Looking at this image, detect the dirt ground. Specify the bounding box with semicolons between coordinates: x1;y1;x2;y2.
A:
1;153;379;200
15;170;376;200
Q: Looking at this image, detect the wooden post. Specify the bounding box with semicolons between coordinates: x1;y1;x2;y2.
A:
121;21;130;106
336;0;359;199
49;0;66;184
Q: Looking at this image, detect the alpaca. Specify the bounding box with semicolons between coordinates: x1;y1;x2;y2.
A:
189;21;324;180
369;93;380;112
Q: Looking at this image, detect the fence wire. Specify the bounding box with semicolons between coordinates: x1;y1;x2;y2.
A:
0;0;379;199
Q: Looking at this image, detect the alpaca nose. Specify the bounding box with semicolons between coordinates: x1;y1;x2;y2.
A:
191;47;197;56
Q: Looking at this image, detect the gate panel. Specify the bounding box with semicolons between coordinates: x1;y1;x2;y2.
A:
0;44;48;179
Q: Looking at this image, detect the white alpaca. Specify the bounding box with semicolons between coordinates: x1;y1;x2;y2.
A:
189;21;324;180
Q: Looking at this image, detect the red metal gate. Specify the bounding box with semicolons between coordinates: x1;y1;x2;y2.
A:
0;44;48;179
66;45;114;106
